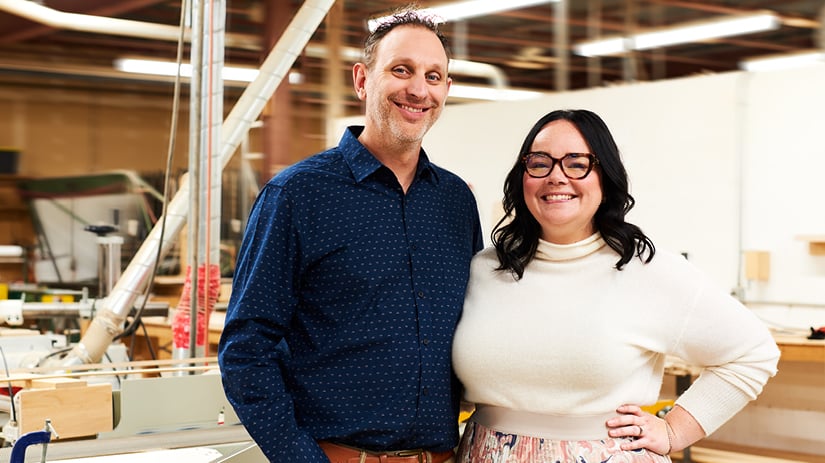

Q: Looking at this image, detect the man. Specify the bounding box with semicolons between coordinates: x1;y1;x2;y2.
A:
218;8;483;463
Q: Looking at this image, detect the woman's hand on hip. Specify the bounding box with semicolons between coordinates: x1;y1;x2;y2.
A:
606;404;673;456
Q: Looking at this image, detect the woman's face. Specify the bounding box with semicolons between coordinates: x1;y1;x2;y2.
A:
522;119;603;244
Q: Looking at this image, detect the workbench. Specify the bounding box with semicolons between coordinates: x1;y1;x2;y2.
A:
772;332;825;363
130;319;825;364
131;313;224;360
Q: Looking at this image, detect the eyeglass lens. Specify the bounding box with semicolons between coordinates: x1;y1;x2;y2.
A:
524;152;594;179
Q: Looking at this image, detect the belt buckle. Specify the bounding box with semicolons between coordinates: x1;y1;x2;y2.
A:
390;449;426;462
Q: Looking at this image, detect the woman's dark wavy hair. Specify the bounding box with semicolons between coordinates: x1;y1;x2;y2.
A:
493;109;655;279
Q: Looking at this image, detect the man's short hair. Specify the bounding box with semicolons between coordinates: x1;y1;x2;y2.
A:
363;6;451;68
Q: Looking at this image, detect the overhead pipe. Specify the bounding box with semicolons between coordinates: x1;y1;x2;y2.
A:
61;0;336;366
0;0;259;49
303;43;511;88
449;59;509;88
0;1;511;91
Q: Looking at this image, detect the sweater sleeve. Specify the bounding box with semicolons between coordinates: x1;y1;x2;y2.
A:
669;271;780;435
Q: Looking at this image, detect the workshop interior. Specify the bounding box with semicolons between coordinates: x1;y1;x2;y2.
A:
1;0;825;462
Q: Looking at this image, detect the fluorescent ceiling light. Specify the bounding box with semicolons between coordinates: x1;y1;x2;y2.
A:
115;57;534;101
573;37;628;57
740;50;825;71
368;0;558;31
574;12;780;57
634;13;779;50
114;57;303;84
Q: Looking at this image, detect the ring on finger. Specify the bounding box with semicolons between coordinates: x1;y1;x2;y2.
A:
638;425;644;436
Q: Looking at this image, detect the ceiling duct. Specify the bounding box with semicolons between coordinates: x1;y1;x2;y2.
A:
0;0;258;49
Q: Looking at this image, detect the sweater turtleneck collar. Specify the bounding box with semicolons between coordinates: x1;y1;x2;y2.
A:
535;232;607;262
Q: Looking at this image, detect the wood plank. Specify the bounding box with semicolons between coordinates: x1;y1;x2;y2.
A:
673;446;810;463
773;334;825;363
29;377;86;389
691;441;825;463
17;381;113;438
809;242;825;256
795;235;825;256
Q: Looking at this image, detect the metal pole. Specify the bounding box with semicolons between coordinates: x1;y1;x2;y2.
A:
61;0;336;366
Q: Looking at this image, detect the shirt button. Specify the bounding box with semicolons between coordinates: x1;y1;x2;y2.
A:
423;387;429;396
411;243;418;251
417;291;424;298
422;338;429;345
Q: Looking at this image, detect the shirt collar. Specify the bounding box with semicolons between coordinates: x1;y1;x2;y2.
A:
340;126;439;184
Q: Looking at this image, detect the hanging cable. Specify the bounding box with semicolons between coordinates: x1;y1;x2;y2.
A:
0;346;18;426
113;0;188;344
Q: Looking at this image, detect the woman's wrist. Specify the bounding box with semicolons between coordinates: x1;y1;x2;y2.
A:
663;418;674;455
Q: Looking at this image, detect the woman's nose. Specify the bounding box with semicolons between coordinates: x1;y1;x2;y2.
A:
545;162;568;183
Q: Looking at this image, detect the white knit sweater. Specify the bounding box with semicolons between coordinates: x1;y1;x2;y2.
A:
452;233;780;435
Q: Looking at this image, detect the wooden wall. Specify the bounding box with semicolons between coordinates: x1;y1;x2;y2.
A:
0;85;191;176
0;79;327;285
0;80;328;177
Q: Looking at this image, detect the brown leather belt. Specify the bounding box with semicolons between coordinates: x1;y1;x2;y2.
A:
319;441;454;463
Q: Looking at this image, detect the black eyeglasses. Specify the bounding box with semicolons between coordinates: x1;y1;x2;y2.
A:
522;152;599;180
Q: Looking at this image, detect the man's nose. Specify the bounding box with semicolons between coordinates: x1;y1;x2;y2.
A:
406;74;428;99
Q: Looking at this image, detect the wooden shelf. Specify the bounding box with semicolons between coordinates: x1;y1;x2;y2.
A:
796;235;825;255
131;314;223;361
0;175;34;249
773;333;825;363
677;443;825;463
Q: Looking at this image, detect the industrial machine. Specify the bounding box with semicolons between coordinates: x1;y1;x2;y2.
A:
0;354;264;463
0;0;337;461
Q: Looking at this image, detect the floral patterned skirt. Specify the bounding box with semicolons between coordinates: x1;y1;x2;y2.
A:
457;420;672;463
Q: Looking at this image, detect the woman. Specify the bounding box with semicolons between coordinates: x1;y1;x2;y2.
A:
452;109;780;462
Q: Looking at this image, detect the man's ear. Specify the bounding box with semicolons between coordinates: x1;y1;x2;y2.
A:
352;63;367;101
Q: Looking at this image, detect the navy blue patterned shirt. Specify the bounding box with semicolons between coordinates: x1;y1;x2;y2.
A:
218;126;483;462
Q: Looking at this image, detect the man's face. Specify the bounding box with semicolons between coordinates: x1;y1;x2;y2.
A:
354;25;452;146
